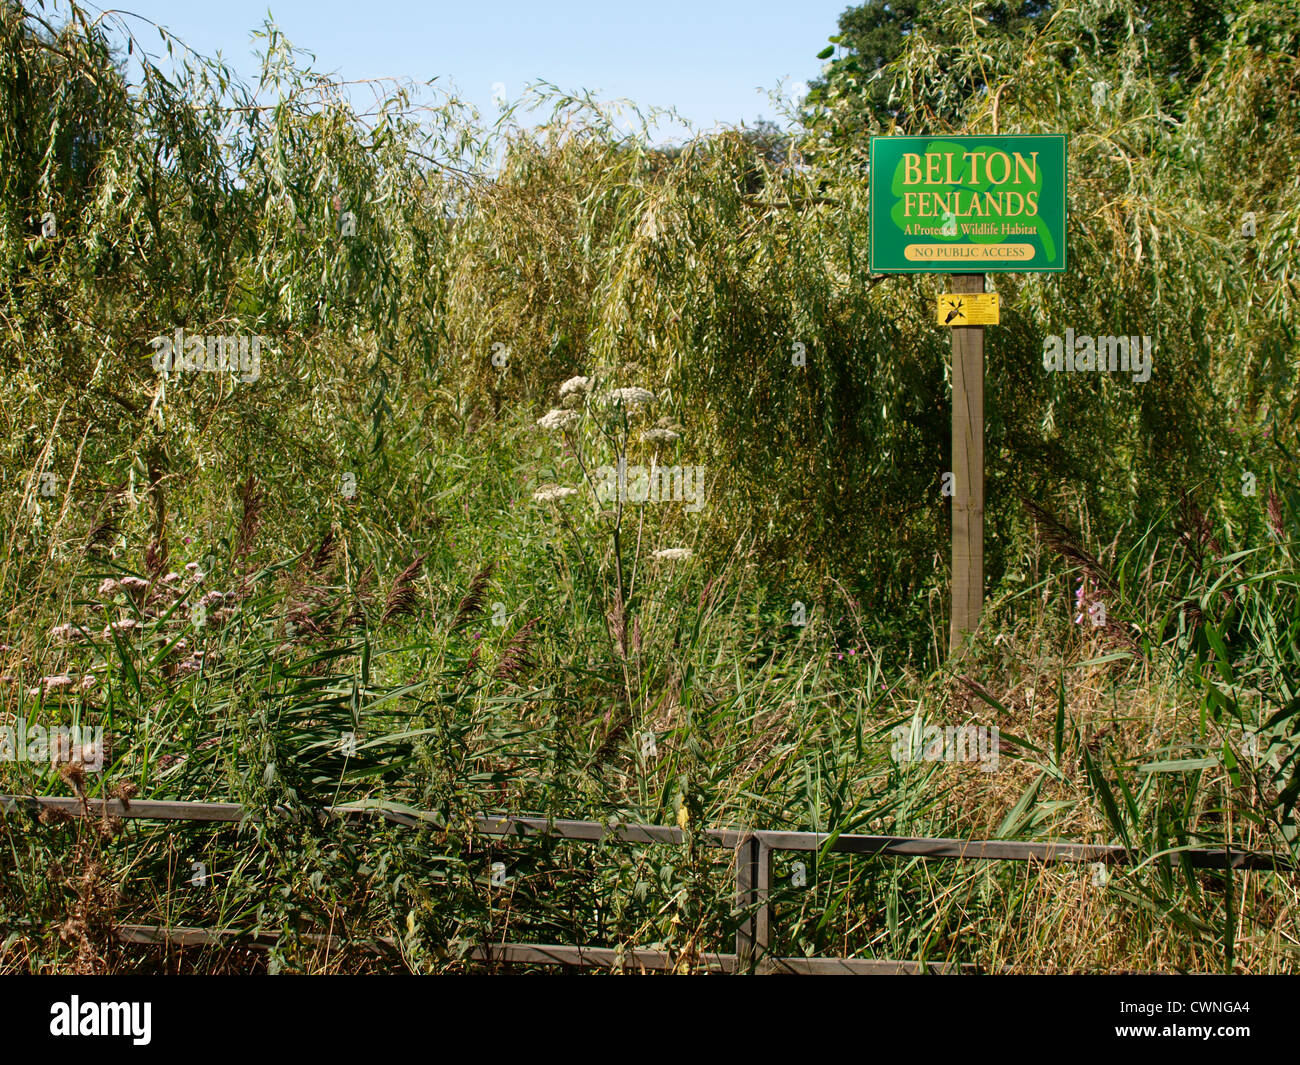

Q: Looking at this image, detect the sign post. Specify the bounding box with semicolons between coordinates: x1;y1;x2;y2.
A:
949;272;985;650
869;134;1066;652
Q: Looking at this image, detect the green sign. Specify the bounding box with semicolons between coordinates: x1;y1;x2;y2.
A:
869;135;1066;273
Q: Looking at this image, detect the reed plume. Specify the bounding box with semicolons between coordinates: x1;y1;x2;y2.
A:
381;555;426;624
452;562;496;630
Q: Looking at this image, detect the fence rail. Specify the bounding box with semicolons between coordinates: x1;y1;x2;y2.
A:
3;793;1289;974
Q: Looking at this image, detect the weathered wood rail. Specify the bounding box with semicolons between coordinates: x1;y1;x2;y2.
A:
3;794;1288;974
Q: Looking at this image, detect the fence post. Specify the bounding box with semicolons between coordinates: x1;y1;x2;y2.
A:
735;835;771;973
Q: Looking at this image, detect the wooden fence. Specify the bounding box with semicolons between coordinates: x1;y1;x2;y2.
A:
3;793;1288;974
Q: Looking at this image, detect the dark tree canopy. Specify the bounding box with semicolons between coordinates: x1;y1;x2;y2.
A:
806;0;1240;130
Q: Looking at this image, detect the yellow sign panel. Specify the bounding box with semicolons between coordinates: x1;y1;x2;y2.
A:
936;292;1000;326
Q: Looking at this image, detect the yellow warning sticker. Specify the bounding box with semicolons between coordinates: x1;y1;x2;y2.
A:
937;292;1000;326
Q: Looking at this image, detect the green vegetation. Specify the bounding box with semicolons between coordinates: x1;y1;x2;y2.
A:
1;0;1297;972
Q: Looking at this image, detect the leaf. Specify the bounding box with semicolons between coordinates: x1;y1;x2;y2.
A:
1053;674;1067;768
1136;757;1218;773
1204;622;1233;685
1082;746;1130;850
997;771;1045;838
108;626;142;703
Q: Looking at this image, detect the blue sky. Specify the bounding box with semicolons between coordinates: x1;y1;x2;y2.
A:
53;0;850;142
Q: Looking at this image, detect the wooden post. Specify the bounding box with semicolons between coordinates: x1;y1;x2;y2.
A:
950;273;986;652
734;835;769;973
735;835;755;972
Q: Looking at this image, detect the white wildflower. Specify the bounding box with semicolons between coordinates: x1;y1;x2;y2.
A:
607;387;657;407
559;375;591;398
652;548;693;561
537;408;580;431
533;485;578;504
640;428;681;443
97;578;120;596
121;576;149;592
